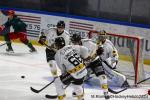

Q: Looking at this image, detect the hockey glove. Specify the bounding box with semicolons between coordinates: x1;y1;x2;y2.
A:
0;25;5;32
96;46;104;56
38;35;46;45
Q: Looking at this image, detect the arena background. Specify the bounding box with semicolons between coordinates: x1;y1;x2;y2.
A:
0;0;150;64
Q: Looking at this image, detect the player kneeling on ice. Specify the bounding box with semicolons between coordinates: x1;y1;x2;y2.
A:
71;32;129;88
52;37;89;100
0;10;36;53
95;30;129;88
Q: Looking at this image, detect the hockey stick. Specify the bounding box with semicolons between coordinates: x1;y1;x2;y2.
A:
30;78;56;93
45;84;70;99
44;76;150;99
108;76;150;94
42;42;57;51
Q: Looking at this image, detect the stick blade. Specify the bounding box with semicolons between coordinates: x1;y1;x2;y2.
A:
45;94;58;99
30;87;40;93
108;87;127;94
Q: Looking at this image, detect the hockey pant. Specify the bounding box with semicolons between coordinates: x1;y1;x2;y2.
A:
102;61;127;87
86;58;108;93
54;72;85;99
4;32;35;50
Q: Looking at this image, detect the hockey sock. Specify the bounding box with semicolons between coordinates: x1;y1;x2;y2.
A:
54;77;66;99
4;34;13;50
99;75;108;92
48;60;58;77
27;42;36;50
99;75;110;99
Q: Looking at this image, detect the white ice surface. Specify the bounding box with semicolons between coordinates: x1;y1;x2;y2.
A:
0;42;150;100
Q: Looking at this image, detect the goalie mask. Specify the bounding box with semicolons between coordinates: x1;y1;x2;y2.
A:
54;37;65;49
71;34;81;44
97;30;107;45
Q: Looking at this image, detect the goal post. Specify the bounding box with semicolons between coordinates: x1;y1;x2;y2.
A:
88;30;145;85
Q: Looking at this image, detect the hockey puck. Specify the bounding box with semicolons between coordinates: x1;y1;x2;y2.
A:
21;75;25;79
148;89;150;95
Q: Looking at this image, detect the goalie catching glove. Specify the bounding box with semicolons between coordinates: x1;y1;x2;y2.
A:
38;35;46;45
96;46;104;56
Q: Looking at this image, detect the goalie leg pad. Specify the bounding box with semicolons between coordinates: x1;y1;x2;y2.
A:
111;70;127;87
102;62;127;87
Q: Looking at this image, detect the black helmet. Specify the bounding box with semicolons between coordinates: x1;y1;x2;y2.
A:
55;37;65;49
57;20;65;28
71;34;81;43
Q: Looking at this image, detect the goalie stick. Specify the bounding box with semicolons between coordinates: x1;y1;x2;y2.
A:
108;76;150;94
45;77;150;99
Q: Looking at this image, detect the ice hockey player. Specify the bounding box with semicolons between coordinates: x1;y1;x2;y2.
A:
95;30;129;88
38;20;70;78
70;33;110;100
70;33;97;61
52;37;89;100
0;10;37;53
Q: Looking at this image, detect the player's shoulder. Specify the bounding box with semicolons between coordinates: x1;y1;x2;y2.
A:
74;45;88;51
81;38;96;45
59;45;73;54
63;30;70;36
105;39;114;45
47;27;57;32
81;38;92;42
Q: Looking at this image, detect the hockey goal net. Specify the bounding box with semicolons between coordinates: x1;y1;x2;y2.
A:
88;30;145;85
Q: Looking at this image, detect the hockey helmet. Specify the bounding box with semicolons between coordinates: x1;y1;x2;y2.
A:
57;20;65;28
54;37;65;49
71;34;81;43
7;10;15;15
